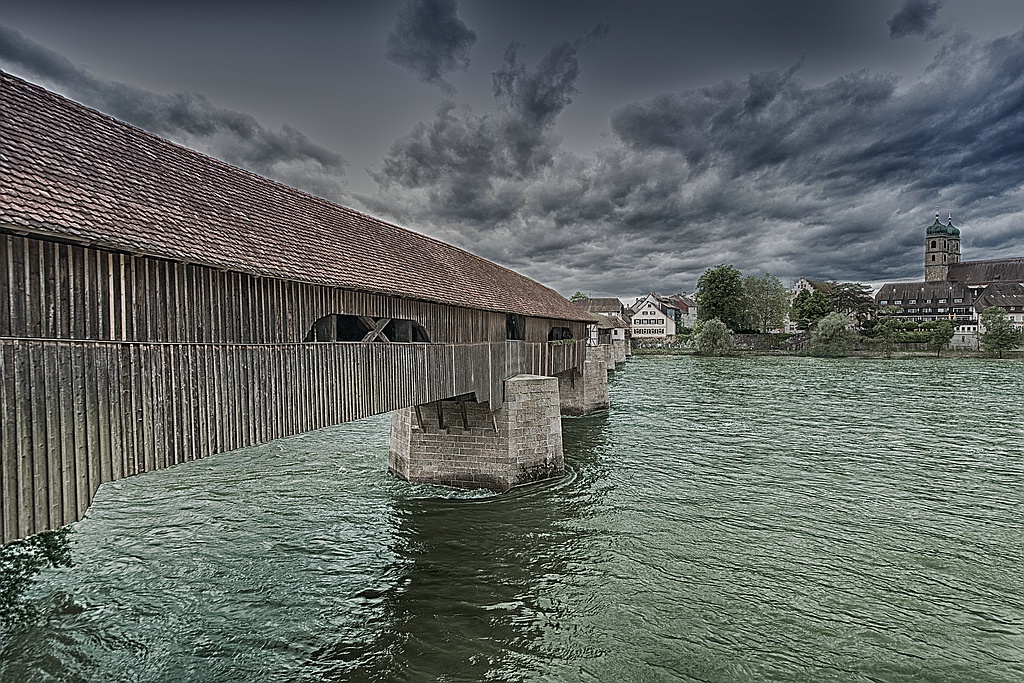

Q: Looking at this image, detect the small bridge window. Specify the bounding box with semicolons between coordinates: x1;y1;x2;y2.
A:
506;314;525;341
548;327;573;341
305;315;430;342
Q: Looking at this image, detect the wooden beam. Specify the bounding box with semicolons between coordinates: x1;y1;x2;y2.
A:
359;316;391;343
435;400;446;430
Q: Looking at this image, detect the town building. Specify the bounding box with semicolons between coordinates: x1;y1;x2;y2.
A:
571;297;630;361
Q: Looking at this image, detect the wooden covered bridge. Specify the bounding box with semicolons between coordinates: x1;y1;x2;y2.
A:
0;71;610;545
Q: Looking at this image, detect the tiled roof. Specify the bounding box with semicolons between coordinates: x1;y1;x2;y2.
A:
0;71;589;322
972;282;1024;312
946;258;1024;285
874;281;973;302
572;297;624;314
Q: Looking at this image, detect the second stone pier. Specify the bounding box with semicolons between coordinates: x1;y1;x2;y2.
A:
389;374;563;491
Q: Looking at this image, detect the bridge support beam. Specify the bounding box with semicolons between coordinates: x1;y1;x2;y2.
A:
557;349;610;416
389;375;563;491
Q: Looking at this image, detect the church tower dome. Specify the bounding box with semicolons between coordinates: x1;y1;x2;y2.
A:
924;211;961;281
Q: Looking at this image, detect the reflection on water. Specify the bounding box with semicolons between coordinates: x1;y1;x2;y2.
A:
2;357;1023;682
304;411;612;682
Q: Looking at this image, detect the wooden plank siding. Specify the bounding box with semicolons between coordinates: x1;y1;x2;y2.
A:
0;232;588;543
0;233;585;347
0;337;583;543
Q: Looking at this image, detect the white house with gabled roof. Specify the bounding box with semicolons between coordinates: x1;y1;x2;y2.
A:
630;294;677;339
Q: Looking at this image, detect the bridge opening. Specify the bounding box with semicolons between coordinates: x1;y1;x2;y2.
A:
548;326;574;341
305;315;430;342
506;313;526;340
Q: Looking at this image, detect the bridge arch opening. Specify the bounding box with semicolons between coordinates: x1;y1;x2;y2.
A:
548;326;574;341
305;315;430;342
506;313;526;340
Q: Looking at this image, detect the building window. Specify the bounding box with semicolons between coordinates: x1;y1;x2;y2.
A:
931;240;936;248
938;299;947;304
880;300;888;305
931;255;936;261
908;299;916;304
953;298;963;303
894;300;902;304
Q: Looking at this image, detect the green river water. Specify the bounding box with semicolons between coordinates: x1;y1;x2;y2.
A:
1;355;1022;682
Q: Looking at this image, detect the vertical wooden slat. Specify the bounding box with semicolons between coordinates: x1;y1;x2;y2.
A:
0;236;12;337
213;344;225;455
110;253;120;340
95;250;110;341
165;344;179;464
41;240;57;338
140;344;155;472
42;342;62;529
126;343;142;477
96;343;113;484
70;343;89;519
26;239;43;338
83;341;101;507
8;237;28;339
1;343;20;541
56;342;77;524
108;342;125;482
81;244;94;339
153;346;168;469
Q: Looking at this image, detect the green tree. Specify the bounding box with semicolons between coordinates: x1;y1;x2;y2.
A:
569;291;587;302
871;306;903;357
828;282;876;328
810;313;857;357
928;320;955;357
696;265;746;330
791;288;832;330
980;307;1023;358
692;318;733;356
743;273;790;332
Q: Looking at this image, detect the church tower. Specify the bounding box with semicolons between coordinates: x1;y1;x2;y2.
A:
924;211;961;281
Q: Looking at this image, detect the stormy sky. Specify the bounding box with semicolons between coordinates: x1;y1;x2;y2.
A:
2;0;1023;299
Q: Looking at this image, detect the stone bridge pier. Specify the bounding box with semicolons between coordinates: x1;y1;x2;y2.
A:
557;345;611;416
389;375;563;491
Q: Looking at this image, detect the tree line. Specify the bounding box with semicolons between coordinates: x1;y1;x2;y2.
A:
688;264;1022;357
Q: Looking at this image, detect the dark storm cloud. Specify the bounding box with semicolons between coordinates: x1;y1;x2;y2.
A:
0;24;346;199
368;26;1024;297
369;25;608;222
888;0;945;40
385;0;477;94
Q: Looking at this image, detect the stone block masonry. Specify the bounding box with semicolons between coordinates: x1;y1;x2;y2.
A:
557;346;610;416
389;375;563;491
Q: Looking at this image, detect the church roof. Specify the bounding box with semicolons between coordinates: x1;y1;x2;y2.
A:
946;258;1024;285
0;71;590;323
875;281;973;303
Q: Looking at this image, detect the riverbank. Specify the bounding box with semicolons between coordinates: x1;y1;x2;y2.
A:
630;345;1024;359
